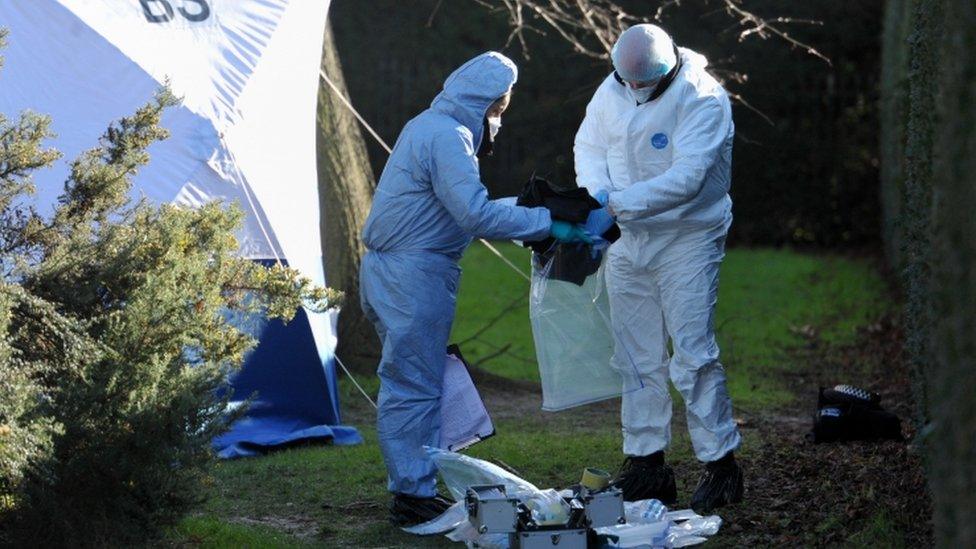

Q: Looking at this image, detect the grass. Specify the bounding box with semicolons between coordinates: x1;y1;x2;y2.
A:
715;249;889;408
449;242;537;381
844;510;909;548
169;517;315;548
172;420;701;548
169;243;892;547
452;243;890;409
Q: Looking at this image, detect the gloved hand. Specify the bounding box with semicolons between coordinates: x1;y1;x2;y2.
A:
550;220;593;244
584;206;615;239
594;189;610;207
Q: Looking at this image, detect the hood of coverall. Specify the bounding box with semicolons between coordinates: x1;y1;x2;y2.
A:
680;47;709;71
430;51;518;153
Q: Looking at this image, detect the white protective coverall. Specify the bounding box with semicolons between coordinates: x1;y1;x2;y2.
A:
574;47;742;462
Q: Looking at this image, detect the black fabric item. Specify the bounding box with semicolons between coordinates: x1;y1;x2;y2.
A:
706;450;736;469
446;344;467;363
516;174;621;285
629;450;665;467
517;174;599;225
541;243;603;286
612;455;677;504
690;452;744;514
809;402;903;443
808;386;903;443
388;493;455;527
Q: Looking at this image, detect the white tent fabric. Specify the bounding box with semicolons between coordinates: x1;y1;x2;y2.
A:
0;0;355;453
0;0;332;340
3;0;327;264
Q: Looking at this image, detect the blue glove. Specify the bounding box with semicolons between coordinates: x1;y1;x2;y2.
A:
550;220;593;244
584;206;615;239
594;189;610;207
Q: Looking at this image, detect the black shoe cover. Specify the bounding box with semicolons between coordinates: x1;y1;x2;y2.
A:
691;452;744;514
389;493;454;527
612;452;677;504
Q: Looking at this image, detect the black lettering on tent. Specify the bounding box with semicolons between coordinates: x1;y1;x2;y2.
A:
179;0;211;22
140;0;174;23
141;0;211;24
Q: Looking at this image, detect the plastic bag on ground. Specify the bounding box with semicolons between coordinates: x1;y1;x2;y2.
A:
525;488;571;525
415;449;723;548
669;514;722;537
427;447;537;499
598;507;721;548
530;250;643;411
426;447;570;525
664;510;699;522
665;510;722;548
667;535;708;548
595;521;670;548
401;501;469;536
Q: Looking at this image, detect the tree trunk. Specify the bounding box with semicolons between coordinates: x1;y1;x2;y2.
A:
900;0;942;428
929;1;976;545
317;19;378;373
879;0;912;268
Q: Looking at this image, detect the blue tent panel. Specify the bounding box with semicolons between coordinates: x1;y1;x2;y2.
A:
214;304;362;458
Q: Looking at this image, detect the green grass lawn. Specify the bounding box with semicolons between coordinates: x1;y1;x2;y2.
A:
452;243;889;409
169;244;892;547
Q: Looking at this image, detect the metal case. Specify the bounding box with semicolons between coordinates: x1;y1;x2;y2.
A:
465;484;519;534
581;487;625;528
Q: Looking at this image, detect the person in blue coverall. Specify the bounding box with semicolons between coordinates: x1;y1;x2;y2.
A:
359;51;589;526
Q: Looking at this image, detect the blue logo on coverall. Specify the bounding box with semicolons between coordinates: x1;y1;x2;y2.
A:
651;133;669;149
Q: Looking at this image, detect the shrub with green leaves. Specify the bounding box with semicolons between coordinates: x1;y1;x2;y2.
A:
0;32;339;545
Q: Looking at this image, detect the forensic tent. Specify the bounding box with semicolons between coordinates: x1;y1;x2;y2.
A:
0;0;361;457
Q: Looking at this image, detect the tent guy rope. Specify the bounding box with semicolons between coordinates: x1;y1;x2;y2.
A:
334;354;378;409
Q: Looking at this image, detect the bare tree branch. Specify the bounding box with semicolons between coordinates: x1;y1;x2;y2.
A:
456;290;527;347
720;0;830;66
476;0;830;123
472;342;513;368
426;0;445;28
483;0;829;63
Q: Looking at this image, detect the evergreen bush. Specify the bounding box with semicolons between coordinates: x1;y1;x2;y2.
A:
0;32;340;544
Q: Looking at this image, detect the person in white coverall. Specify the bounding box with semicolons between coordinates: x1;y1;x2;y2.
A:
574;24;744;513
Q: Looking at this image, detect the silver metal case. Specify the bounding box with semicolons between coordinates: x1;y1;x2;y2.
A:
581;487;625;528
465;484;519;534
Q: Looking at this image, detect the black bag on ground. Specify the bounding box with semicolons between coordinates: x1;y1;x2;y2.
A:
808;385;903;443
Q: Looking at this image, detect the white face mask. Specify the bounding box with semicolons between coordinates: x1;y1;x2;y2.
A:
628;85;655;104
487;116;502;140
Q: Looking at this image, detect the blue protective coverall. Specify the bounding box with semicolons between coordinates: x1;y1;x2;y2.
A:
360;52;552;497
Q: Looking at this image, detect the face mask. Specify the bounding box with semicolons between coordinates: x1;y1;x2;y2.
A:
628;85;655;104
487;116;502;140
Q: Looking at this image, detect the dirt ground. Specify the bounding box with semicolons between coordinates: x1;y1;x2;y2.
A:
474;314;933;547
